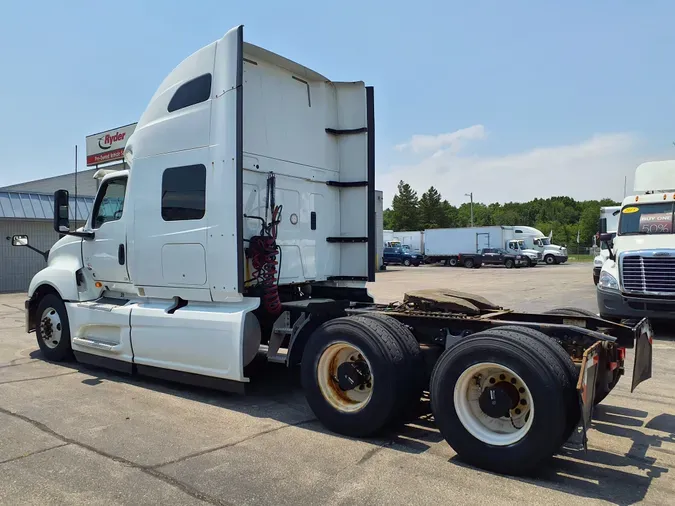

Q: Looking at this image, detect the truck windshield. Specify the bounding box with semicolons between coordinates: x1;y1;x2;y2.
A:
618;202;675;235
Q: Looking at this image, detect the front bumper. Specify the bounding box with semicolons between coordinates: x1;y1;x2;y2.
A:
515;258;529;266
597;287;675;320
557;255;568;263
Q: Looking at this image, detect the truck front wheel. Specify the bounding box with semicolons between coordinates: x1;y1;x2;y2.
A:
35;293;73;362
430;330;569;475
300;316;411;437
545;255;556;265
448;257;458;267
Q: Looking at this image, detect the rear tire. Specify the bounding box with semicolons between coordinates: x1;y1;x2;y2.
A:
448;257;458;267
491;326;579;442
301;316;407;437
505;259;514;269
357;313;425;410
35;294;72;362
430;330;568;475
463;258;474;269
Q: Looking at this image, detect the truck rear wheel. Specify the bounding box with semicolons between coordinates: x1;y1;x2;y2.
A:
463;258;474;269
505;259;514;269
357;313;425;410
448;257;458;267
35;293;73;362
491;326;580;442
430;330;568;475
300;316;409;437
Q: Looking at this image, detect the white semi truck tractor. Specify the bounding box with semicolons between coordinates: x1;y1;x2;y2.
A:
513;226;568;265
13;25;653;476
597;161;675;322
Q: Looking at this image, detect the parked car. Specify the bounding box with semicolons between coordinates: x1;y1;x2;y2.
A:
479;248;527;268
383;247;423;266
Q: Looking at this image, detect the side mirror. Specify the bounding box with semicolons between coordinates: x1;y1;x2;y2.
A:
598;217;607;234
53;189;70;233
11;234;28;246
598;233;615;260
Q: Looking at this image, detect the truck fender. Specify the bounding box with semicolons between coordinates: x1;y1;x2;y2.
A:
28;263;81;302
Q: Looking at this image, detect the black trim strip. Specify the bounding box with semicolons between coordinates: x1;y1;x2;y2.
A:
74;351;133;374
327;276;368;281
326;237;368;243
236;26;245;294
366;86;376;282
326;180;368;188
136;364;246;394
325;127;368;135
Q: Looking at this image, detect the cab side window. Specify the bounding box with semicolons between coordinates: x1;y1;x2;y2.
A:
92;177;127;228
168;74;212;113
162;165;206;221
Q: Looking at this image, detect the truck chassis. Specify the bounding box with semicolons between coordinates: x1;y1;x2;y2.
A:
26;287;653;476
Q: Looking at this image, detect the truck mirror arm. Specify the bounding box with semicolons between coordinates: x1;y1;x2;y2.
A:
25;244;50;262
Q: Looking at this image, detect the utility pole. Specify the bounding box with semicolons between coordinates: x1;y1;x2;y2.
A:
623;175;627;198
74;145;78;228
465;192;474;227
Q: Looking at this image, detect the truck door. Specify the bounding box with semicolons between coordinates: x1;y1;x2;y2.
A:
81;175;130;284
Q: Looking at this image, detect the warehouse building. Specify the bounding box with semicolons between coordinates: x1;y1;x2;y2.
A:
0;169;102;292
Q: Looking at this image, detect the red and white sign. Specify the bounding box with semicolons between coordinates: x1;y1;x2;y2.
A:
85;123;137;166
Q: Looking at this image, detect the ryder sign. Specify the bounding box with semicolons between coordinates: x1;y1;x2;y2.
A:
85;123;137;166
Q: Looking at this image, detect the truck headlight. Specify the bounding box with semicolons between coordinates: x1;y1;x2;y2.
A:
598;271;619;291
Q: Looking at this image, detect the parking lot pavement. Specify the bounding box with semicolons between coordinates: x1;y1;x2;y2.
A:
1;264;675;505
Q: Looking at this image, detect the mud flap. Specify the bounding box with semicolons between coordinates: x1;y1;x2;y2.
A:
570;342;601;450
631;318;653;393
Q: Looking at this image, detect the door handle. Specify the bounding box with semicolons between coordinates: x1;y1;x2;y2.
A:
118;244;125;265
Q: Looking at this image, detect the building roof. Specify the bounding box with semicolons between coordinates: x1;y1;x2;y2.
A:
0;191;94;221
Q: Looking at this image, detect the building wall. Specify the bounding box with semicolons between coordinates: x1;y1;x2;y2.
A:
0;166;119;197
0;220;60;293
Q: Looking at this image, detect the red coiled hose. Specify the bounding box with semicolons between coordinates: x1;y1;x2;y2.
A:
248;206;282;316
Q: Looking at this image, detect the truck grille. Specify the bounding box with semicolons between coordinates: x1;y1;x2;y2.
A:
621;253;675;295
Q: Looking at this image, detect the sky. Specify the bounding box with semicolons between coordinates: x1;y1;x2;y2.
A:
1;1;674;208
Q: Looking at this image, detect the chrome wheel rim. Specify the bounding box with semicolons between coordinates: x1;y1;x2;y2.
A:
317;342;373;413
39;307;62;349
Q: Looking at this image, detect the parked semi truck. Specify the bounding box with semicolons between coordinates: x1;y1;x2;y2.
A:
424;226;540;267
512;226;568;265
13;26;653;476
598;161;675;321
593;206;620;285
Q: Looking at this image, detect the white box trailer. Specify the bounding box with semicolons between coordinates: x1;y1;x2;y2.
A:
392;230;424;253
12;24;653;477
424;226;540;267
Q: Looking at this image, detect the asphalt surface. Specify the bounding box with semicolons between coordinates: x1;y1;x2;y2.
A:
1;262;674;505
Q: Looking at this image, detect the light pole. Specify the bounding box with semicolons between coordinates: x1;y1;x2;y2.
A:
465;192;474;227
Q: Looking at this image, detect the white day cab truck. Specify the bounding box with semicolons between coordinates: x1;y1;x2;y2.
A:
512;226;568;265
424;226;540;268
597;161;675;323
12;25;653;476
593;206;621;285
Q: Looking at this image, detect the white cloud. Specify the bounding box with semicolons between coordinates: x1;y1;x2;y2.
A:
380;130;646;208
394;125;486;154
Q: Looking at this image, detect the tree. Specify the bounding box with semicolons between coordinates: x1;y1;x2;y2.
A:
418;186;445;229
383;208;394;230
390;180;420;231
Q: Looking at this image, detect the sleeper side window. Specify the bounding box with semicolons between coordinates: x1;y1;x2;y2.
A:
161;165;206;221
167;74;212;113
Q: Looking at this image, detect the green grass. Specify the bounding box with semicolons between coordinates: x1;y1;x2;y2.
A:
566;254;595;263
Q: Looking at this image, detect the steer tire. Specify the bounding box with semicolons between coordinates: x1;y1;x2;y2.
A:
357;313;425;411
545;255;556;265
301;316;407;437
463;258;475;269
448;258;458;267
491;326;580;442
403;259;411;267
430;329;568;475
35;294;73;362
